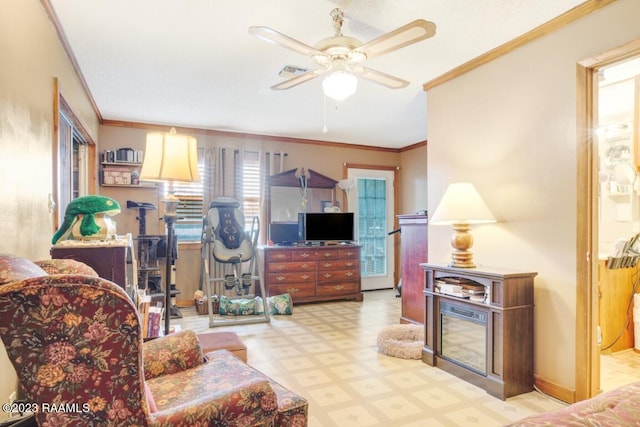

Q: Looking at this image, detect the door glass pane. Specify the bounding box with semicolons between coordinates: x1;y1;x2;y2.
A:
357;177;386;277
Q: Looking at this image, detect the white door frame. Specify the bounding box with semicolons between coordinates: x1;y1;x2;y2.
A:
345;165;398;291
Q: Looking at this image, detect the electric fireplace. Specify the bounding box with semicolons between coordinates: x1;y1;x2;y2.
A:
439;300;487;375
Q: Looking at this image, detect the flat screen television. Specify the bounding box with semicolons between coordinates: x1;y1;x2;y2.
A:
301;213;355;243
269;222;300;245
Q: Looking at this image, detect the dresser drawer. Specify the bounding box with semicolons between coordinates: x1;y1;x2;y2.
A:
338;248;360;259
317;269;360;282
267;272;316;284
317;280;360;296
268;283;316;299
266;250;292;262
290;249;338;261
267;261;315;272
317;259;360;270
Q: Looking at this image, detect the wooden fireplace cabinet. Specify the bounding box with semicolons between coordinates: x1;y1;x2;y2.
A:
420;263;536;400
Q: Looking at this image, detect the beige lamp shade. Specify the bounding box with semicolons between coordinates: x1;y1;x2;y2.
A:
139;128;199;183
430;183;496;225
430;182;496;268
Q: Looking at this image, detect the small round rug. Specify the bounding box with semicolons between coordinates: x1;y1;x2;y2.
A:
376;324;424;360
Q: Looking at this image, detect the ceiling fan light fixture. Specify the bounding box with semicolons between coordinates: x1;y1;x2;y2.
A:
322;70;357;101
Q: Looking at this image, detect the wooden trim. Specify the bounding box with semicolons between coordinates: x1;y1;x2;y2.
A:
41;0;102;122
103;119;407;153
534;374;575;404
399;140;427;152
52;78;61;231
423;0;617;91
575;38;640;401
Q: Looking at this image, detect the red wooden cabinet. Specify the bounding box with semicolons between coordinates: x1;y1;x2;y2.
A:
398;214;428;325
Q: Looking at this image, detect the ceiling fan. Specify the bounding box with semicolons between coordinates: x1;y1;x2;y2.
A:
249;8;436;101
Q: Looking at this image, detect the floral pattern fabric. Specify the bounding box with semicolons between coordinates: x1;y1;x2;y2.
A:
507;381;640;426
34;258;98;276
142;330;205;380
0;261;284;427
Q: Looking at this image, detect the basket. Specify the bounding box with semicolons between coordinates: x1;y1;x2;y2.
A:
195;297;219;315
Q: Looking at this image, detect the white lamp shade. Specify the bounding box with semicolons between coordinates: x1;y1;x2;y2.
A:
430;183;496;225
322;70;357;101
140;128;199;183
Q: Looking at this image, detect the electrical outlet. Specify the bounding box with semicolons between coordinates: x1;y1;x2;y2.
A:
8;391;16;404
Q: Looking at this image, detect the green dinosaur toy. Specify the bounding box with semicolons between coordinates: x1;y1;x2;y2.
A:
52;195;121;244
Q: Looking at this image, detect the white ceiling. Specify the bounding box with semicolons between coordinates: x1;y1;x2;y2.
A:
48;0;587;149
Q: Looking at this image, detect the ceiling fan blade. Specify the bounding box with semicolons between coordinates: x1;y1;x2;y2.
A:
353;66;409;89
354;19;436;60
249;26;327;58
271;69;326;90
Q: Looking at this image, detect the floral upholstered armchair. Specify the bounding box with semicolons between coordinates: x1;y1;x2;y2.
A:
0;254;279;426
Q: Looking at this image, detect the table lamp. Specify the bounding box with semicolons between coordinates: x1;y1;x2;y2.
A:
140;127;199;335
430;182;496;268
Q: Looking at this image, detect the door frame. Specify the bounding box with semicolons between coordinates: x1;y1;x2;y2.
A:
343;163;400;290
576;38;640;401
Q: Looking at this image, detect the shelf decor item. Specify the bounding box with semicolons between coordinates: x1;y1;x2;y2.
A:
140;127;199;335
430;182;496;268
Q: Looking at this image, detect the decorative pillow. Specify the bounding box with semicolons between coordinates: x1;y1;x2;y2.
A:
142;330;205;380
0;254;47;285
34;258;98;276
268;293;293;315
219;295;265;316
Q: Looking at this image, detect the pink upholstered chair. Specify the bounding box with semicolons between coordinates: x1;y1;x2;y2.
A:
0;254;279;426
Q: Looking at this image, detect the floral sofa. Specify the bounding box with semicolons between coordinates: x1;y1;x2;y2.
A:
0;254;308;426
507;381;640;426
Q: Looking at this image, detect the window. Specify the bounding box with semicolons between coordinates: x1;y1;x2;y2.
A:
242;151;261;231
165;154;205;242
357;177;387;277
165;150;262;241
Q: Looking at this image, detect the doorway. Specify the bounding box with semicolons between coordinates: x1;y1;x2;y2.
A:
596;56;640;392
344;165;397;291
577;39;640;400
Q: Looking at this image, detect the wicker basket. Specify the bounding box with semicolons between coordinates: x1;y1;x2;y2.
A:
195;297;219;315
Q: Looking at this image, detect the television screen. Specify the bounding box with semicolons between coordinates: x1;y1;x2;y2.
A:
269;222;300;245
302;213;354;242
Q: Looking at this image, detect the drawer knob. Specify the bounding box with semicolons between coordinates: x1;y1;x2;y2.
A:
345;262;354;267
275;265;285;270
302;263;310;269
300;253;310;258
345;272;354;277
275;275;285;281
301;274;310;280
287;287;300;294
333;285;344;291
322;263;333;267
323;273;332;279
275;254;285;259
323;252;332;257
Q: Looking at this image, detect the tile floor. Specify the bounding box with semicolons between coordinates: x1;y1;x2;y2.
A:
174;289;637;427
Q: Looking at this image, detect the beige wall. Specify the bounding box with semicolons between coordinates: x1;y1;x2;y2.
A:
0;0;101;420
426;0;640;394
98;124;404;303
399;143;428;215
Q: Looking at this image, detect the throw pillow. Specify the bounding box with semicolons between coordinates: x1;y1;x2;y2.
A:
268;293;293;315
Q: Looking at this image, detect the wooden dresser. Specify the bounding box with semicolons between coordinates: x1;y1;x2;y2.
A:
261;245;363;303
